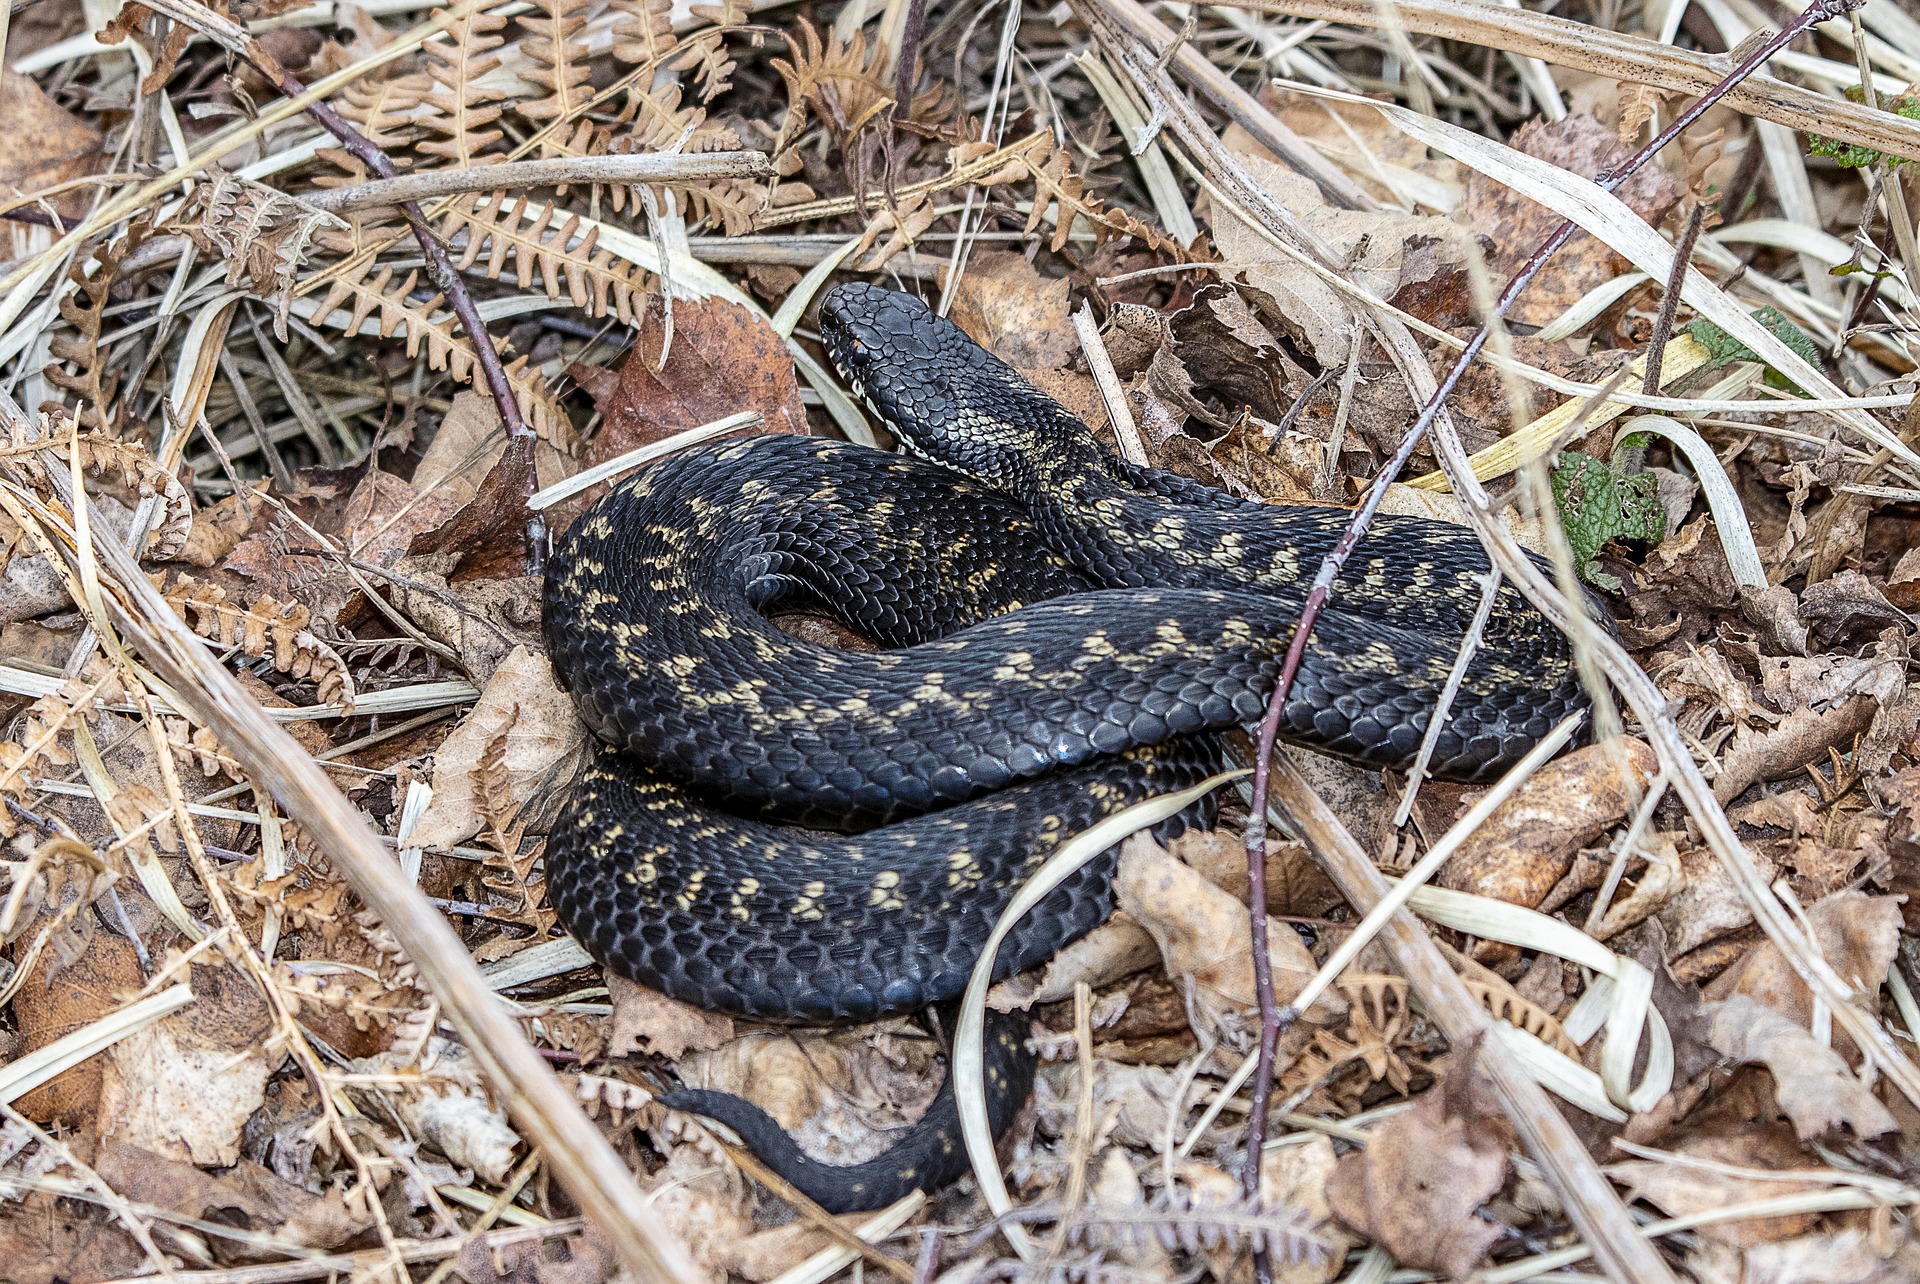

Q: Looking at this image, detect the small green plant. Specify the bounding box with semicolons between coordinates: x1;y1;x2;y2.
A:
1806;87;1920;168
1550;450;1666;591
1684;305;1821;392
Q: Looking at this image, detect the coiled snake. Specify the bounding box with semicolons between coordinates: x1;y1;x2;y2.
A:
542;283;1602;1211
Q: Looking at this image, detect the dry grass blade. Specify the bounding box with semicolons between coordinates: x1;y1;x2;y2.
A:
1221;0;1920;161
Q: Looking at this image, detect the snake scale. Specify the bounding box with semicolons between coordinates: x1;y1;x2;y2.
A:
542;283;1605;1212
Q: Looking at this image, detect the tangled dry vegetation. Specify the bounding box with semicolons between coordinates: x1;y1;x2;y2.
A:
1;0;1919;1280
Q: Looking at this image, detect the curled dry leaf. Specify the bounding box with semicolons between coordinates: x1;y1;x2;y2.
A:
352;1037;520;1183
98;961;275;1166
413;645;586;850
607;973;735;1062
1438;737;1657;913
1324;1044;1515;1280
1702;996;1896;1141
1034;1059;1195;1154
1112;834;1344;1051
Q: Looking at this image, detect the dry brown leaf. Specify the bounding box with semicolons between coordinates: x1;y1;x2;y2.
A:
568;294;807;512
1703;890;1902;1034
1885;546;1920;611
1459;113;1680;326
1688;1226;1920;1284
675;1021;945;1170
1437;738;1657;913
96;1141;371;1260
414;644;586;850
0;1192;147;1284
606;974;735;1062
1653;840;1780;957
98;962;275;1166
945;251;1078;377
1258;1136;1356;1284
1607;1126;1829;1247
10;883;139;1128
1112;834;1344;1051
1702;996;1897;1141
1323;1044;1513;1280
1206;155;1476;366
0;69;104;227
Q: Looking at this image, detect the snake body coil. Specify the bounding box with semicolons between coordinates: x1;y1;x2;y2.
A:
543;284;1605;1211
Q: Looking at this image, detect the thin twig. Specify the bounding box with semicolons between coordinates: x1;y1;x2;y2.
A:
305;151;774;213
1642;202;1709;396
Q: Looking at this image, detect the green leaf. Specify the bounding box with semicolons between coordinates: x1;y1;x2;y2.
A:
1549;451;1666;591
1682;306;1821;392
1807;90;1920;169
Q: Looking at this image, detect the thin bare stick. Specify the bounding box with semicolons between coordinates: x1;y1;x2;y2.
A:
306;151;774;213
134;0;547;565
1072;302;1149;466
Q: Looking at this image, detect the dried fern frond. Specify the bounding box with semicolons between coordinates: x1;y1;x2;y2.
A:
163;574;357;710
1463;978;1581;1058
162;172;346;339
517;0;594;142
610;0;677;66
4;416;192;561
0;671;123;839
331;73;433;167
1068;1188;1333;1263
306;256;571;444
416;8;510;168
164;717;244;779
42;225;151;439
670;0;744;102
770;20;895;154
1024;136;1198;260
440;192;652;324
269;957;421;1032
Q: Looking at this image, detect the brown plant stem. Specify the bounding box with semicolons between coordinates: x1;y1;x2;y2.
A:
1233;0;1862;1274
133;0;547;567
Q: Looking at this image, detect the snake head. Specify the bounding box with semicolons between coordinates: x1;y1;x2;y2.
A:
820;283;1074;496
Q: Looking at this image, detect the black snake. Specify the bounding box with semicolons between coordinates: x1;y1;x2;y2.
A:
541;283;1602;1211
